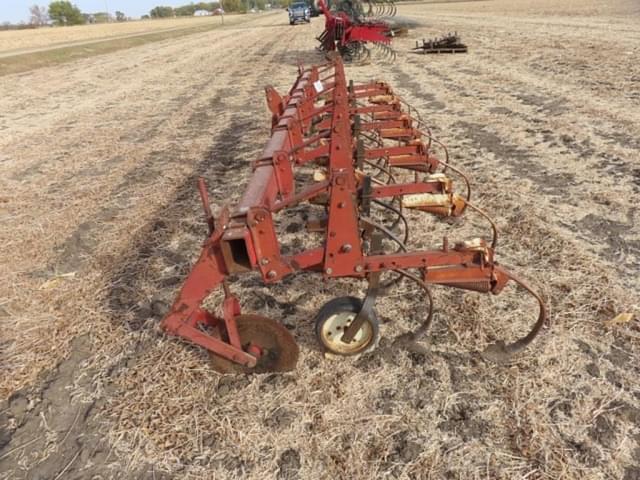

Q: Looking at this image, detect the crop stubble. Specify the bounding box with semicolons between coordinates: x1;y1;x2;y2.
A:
0;1;639;479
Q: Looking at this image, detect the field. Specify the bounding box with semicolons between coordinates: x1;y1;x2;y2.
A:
0;1;639;479
0;16;232;53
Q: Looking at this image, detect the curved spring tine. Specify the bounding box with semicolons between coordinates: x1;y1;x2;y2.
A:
366;0;374;17
360;216;408;253
392;269;435;341
394;95;427;133
360;131;384;147
480;270;547;363
360;44;371;65
388;45;395;63
432;157;471;202
371;198;408;242
377;0;386;16
352;43;363;63
363;158;396;184
371;42;379;59
375;1;384;17
417;128;450;171
379;0;387;16
462;201;498;250
374;155;390;176
379;42;396;63
358;215;408;293
386;0;394;16
380;42;390;62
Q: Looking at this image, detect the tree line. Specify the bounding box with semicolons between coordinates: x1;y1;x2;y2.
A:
148;0;279;17
25;2;127;27
11;0;290;29
150;3;221;18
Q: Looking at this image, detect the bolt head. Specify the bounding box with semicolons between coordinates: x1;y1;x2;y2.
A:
260;258;270;266
266;270;277;279
325;268;333;275
355;265;363;273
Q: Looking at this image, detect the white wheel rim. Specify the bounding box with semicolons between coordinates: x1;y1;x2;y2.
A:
320;311;373;355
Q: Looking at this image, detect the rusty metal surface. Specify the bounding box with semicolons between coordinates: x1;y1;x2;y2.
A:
159;57;547;372
208;315;299;374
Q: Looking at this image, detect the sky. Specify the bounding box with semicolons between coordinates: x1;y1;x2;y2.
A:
1;0;192;23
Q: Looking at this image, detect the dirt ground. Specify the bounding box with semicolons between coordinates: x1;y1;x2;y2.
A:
1;1;639;478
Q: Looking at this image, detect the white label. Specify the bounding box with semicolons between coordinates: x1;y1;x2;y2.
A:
313;80;324;93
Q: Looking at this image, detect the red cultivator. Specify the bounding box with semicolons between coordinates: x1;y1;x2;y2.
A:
316;0;396;63
160;58;547;373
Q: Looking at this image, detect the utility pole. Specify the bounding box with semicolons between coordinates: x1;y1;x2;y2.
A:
104;0;110;21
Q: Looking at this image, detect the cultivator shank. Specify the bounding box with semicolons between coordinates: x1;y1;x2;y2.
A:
160;58;546;372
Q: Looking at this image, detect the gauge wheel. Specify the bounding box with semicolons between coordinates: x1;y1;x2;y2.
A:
314;296;379;356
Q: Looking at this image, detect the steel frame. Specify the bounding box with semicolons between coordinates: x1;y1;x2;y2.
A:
160;58;547;368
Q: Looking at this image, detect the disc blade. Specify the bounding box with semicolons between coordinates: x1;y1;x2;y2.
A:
209;314;299;374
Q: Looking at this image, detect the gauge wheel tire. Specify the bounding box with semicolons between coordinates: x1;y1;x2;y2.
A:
314;296;379;356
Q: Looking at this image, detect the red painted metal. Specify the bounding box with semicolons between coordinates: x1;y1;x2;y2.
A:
160;57;546;369
316;0;394;61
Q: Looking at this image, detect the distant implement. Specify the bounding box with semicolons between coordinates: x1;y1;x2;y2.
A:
316;0;397;63
413;32;468;54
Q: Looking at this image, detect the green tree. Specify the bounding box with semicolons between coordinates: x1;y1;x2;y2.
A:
149;6;174;17
115;11;126;21
174;5;196;16
92;11;110;23
221;0;243;12
48;1;84;25
196;2;218;10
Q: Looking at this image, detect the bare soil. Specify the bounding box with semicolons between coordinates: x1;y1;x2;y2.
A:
0;1;639;479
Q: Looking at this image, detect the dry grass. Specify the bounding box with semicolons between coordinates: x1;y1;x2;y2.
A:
0;15;236;54
0;1;639;478
0;18;255;76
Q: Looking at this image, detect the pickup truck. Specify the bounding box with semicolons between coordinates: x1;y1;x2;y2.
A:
288;2;311;24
